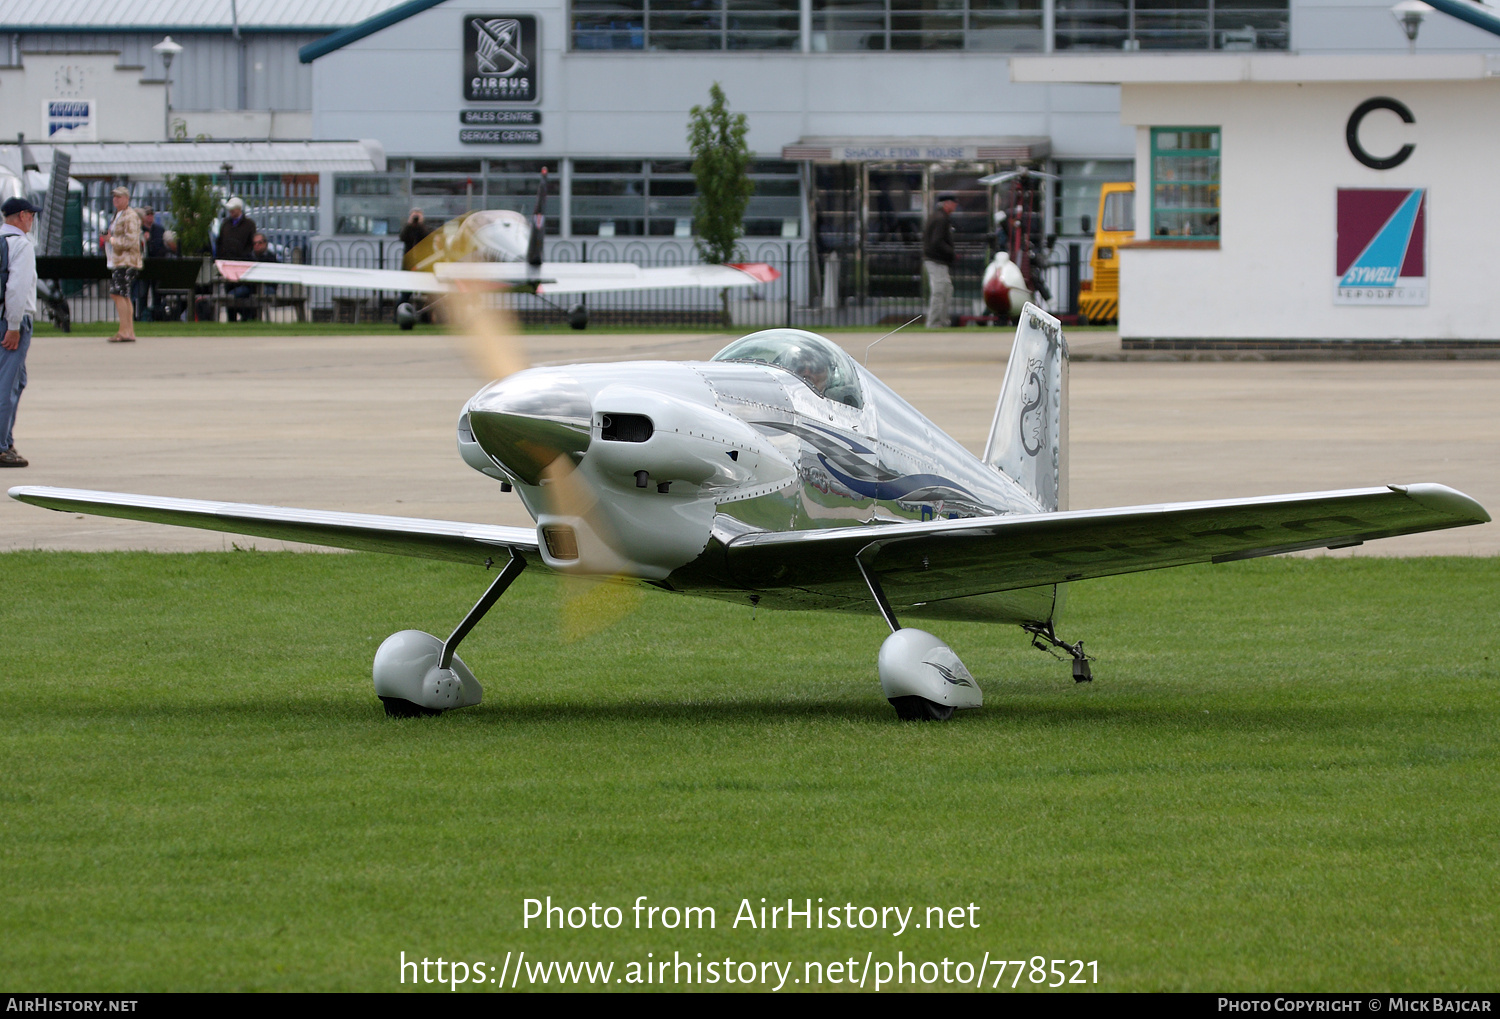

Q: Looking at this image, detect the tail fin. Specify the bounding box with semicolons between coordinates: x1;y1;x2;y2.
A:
982;303;1068;512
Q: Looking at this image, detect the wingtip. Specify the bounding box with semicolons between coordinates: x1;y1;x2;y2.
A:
215;259;253;282
1391;483;1491;524
726;263;781;284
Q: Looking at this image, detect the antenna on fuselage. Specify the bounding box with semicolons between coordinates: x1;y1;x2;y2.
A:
863;314;923;366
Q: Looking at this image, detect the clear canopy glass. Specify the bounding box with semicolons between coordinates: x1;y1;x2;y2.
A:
711;329;864;408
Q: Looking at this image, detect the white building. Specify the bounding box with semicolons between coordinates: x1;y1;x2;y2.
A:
3;0;1497;332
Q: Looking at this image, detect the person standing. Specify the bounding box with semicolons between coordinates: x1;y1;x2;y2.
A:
101;186;142;342
923;193;958;328
141;207;167;257
398;208;431;317
0;197;39;468
139;206;167;320
217;198;257;321
399;208;429;268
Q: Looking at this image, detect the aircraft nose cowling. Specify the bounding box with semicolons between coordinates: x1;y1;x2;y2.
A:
466;369;592;485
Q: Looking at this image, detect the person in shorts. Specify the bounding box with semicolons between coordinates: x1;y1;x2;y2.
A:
101;186;142;342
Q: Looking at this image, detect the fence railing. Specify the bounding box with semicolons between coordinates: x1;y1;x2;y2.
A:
43;240;1087;330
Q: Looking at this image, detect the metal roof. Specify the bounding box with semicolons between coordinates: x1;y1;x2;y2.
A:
0;0;417;32
298;0;448;61
4;140;386;177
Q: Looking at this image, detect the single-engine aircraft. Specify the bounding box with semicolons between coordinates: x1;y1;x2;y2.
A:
215;170;779;329
9;306;1489;720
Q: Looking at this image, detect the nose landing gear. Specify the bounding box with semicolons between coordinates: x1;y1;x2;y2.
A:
372;552;527;716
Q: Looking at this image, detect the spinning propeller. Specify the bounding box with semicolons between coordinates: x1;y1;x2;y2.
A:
447;283;646;640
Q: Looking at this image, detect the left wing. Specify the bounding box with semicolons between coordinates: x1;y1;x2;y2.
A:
725;484;1489;609
434;260;780;295
8;487;541;568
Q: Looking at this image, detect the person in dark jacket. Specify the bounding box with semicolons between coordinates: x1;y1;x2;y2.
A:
218;198;258;320
217;197;256;260
923;193;957;328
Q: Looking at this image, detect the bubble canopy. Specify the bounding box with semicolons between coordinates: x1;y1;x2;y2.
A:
710;329;865;409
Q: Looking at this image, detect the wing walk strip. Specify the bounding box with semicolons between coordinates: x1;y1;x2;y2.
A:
8;487;539;568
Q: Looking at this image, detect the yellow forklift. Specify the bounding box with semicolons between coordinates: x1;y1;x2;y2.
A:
1078;181;1134;325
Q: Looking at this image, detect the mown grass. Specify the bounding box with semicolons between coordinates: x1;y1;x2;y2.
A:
1;552;1495;991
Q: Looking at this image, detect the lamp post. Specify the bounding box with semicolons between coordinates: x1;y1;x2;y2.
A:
153;36;183;139
1390;0;1432;53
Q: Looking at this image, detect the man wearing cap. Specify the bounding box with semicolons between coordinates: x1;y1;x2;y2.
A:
101;185;142;342
0;197;39;467
923;193;958;328
217;197;257;321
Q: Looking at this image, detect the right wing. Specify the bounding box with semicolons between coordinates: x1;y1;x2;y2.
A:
8;487;540;568
724;484;1490;610
216;260;454;293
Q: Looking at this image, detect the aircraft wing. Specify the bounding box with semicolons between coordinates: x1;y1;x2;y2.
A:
434;260;780;296
724;484;1490;609
216;260;454;293
8;487;539;568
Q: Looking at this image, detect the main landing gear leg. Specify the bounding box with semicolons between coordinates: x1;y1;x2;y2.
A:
857;554;982;722
372;553;528;717
1022;621;1093;682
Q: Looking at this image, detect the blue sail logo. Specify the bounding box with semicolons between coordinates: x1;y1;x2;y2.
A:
1339;189;1423;289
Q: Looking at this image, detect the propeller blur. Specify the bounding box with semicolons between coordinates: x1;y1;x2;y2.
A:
9;306;1490;720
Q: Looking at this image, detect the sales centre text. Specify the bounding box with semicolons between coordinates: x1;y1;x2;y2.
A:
523;897;981;936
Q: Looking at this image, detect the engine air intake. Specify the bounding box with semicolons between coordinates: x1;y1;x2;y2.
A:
541;525;579;561
599;413;653;443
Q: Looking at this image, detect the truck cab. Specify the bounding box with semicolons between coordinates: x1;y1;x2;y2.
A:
1078;182;1134;325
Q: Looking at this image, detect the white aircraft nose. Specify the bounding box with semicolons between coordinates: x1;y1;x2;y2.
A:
467;369;592;485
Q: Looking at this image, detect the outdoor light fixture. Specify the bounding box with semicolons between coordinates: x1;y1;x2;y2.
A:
1391;0;1433;51
153;36;183;139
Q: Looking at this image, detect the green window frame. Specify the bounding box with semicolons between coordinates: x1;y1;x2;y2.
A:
1150;127;1220;241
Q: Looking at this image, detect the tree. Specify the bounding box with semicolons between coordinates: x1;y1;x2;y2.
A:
164;174;220;258
688;83;754;267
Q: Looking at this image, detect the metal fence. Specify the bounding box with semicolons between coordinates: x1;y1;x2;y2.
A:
46;234;1085;330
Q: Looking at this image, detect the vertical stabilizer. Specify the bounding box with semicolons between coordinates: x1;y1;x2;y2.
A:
982;303;1068;511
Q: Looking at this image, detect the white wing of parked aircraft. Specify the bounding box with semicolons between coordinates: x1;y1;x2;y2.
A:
215;170;780;318
9;306;1489;720
216;257;781;297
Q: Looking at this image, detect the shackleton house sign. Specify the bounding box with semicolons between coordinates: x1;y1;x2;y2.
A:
464;15;538;103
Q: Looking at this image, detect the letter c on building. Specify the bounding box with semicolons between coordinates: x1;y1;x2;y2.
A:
1347;97;1415;170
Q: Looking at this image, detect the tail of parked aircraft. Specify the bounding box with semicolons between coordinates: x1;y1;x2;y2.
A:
983;303;1068;512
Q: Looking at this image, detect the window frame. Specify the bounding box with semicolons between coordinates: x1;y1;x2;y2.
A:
1149;126;1220;242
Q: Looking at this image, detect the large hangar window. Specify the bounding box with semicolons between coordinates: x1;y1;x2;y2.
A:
571;0;801;50
1055;0;1288;50
335;159;558;235
811;0;1044;51
1054;159;1135;238
1150;128;1220;239
570;159;802;238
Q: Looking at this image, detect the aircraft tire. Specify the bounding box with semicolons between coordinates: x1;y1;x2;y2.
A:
380;696;442;718
888;696;956;722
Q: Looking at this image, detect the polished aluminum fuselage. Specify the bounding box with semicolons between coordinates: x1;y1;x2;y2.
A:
461;355;1054;618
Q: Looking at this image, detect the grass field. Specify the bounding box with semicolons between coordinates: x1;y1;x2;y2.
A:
2;552;1496;991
